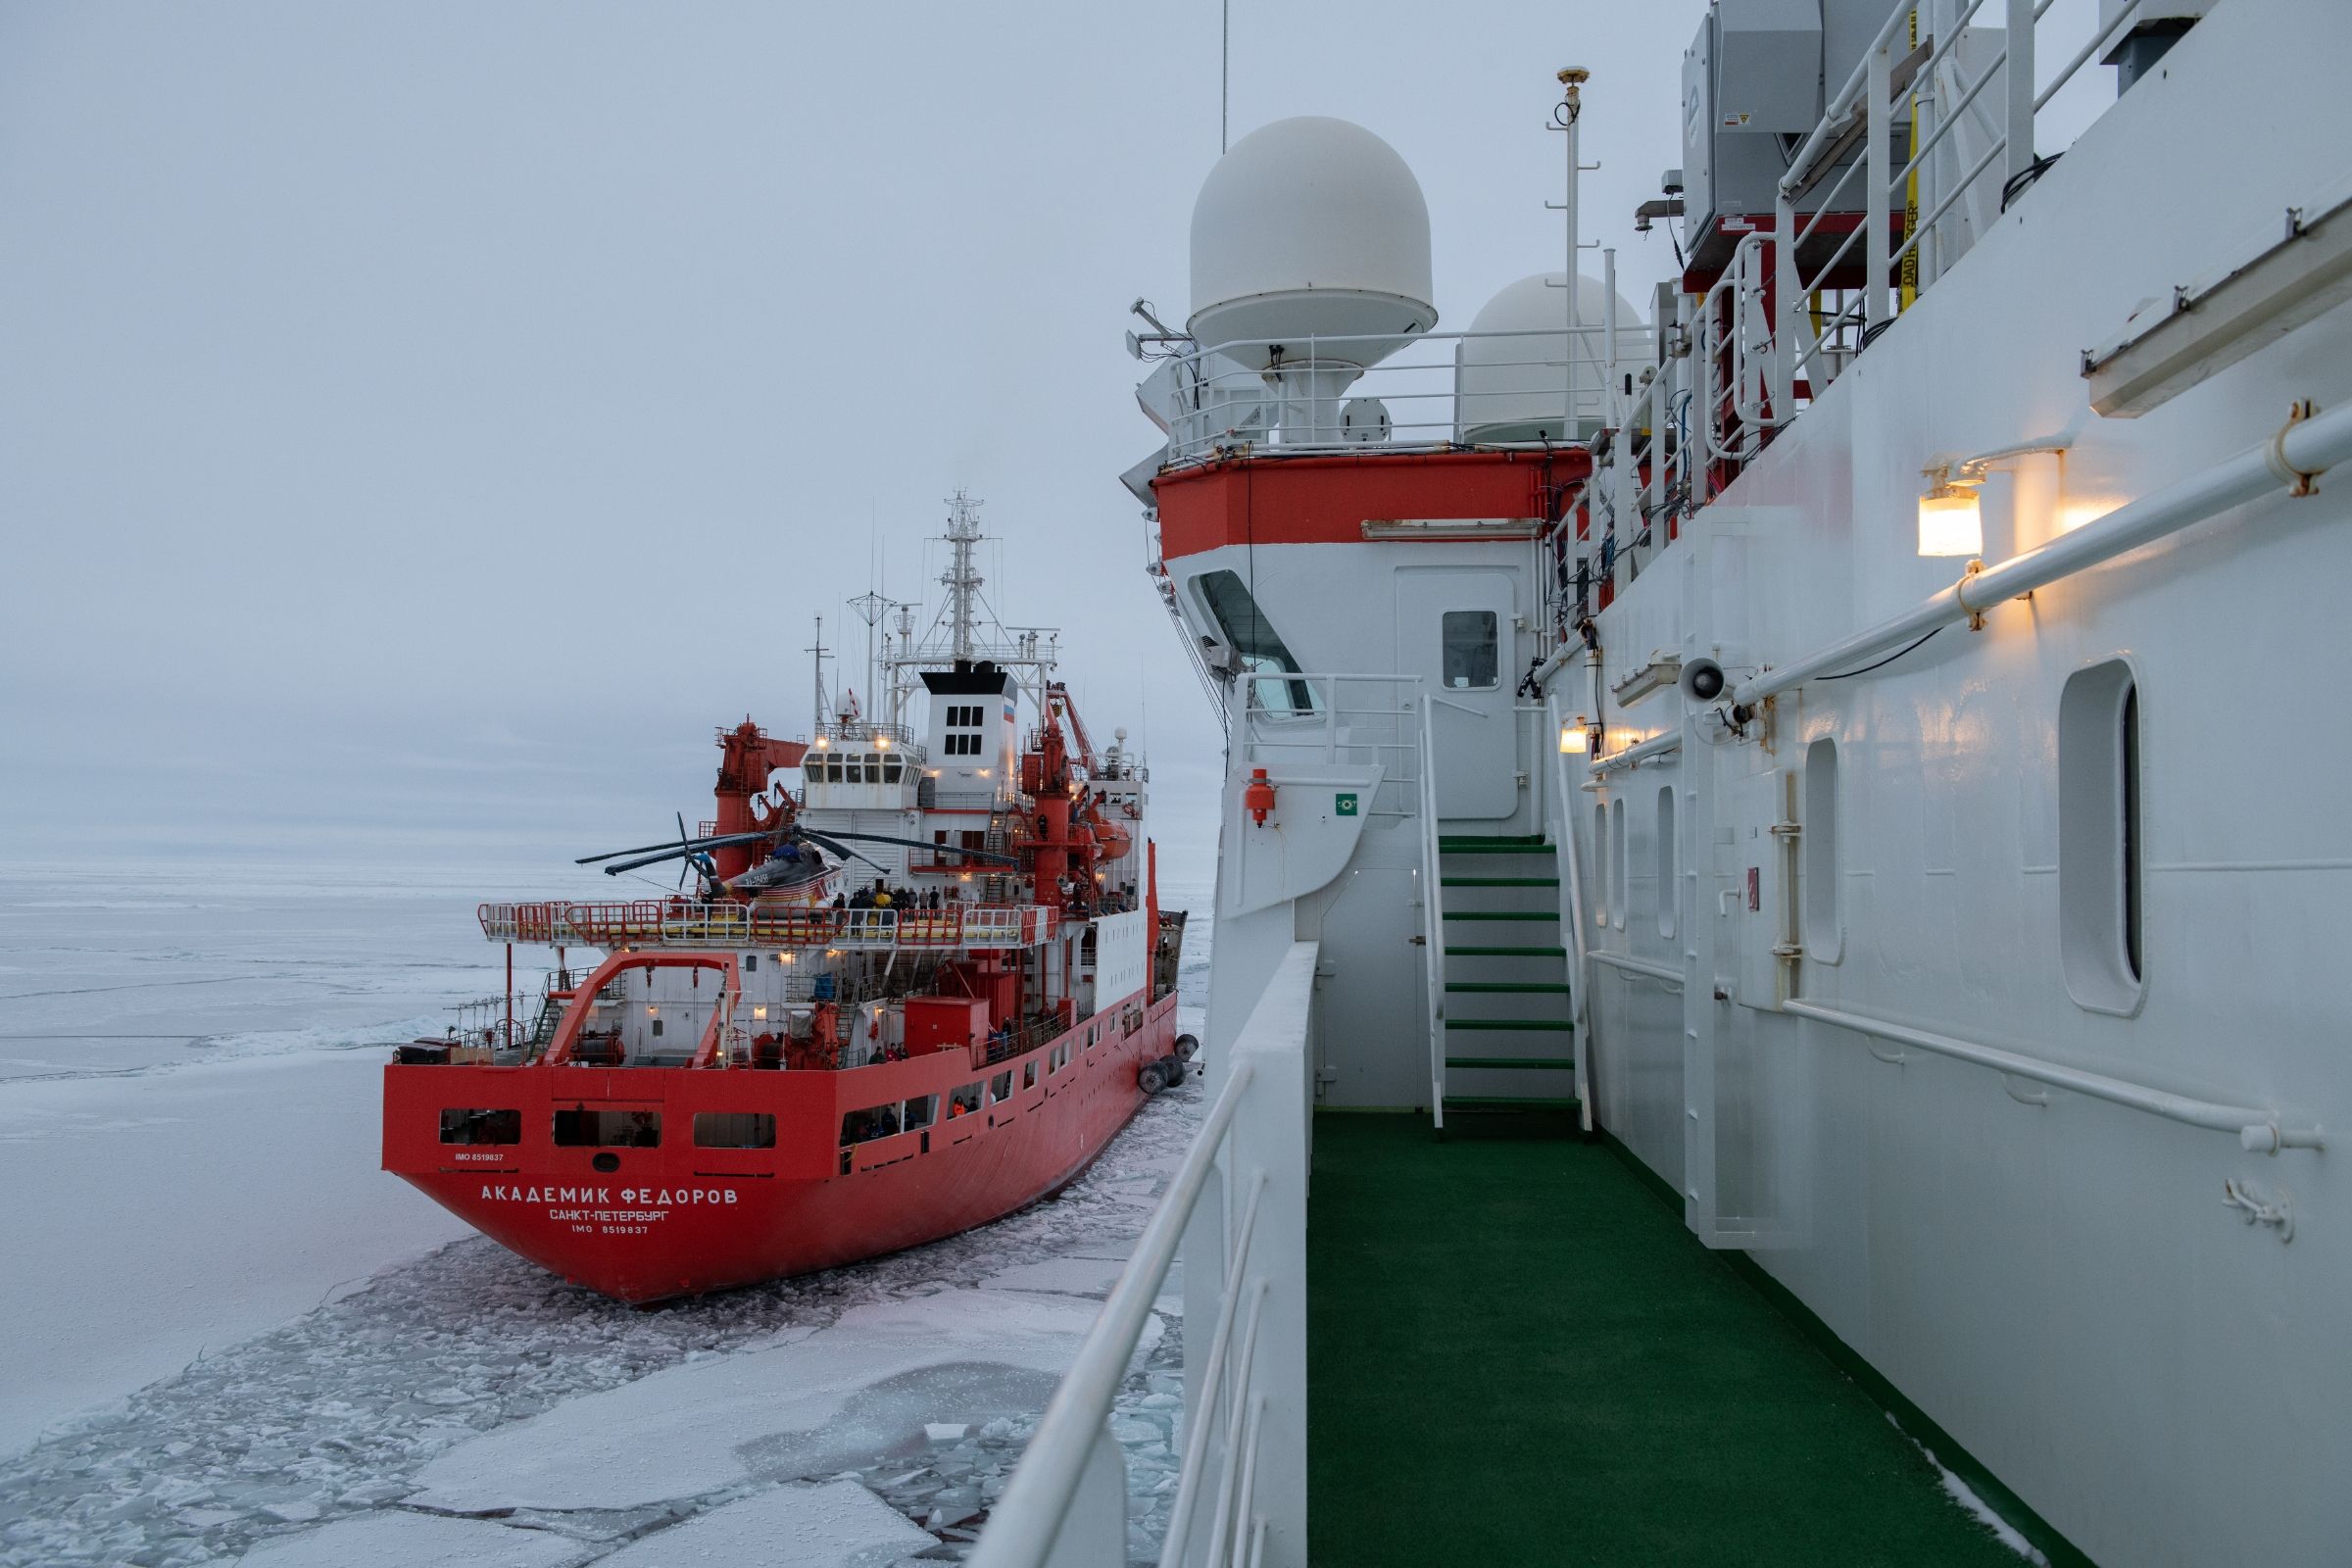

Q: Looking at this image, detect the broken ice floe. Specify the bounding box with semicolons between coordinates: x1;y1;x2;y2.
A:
0;1076;1201;1568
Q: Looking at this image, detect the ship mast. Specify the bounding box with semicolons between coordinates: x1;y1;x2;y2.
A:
887;489;1063;712
942;488;983;662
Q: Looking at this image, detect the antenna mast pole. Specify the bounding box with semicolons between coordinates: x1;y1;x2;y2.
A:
942;488;985;662
1550;67;1590;434
807;615;829;736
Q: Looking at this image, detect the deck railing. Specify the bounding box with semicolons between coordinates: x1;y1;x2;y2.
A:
1146;323;1656;466
476;900;1056;951
1234;672;1427;822
969;942;1318;1568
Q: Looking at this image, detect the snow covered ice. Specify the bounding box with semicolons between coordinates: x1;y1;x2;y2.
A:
0;862;1212;1566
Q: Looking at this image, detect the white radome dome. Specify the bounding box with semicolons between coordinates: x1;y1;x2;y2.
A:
1189;117;1438;372
1454;271;1646;443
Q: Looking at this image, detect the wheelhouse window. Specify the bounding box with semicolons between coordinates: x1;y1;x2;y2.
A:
440;1108;520;1146
1193;568;1318;714
694;1112;775;1149
1441;611;1498;690
554;1109;660;1148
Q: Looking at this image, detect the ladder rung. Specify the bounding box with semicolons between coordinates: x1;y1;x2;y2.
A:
1444;945;1568;957
1441;876;1560;888
1445;1055;1577;1069
1445;910;1558;922
1446;981;1570;993
1446;1018;1574;1032
1439;842;1556;856
1442;1096;1582;1110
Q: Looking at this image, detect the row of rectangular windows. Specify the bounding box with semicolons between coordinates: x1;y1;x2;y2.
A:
810;757;905;783
943;704;991;727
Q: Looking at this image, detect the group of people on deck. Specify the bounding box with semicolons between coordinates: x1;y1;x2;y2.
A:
837;878;961;913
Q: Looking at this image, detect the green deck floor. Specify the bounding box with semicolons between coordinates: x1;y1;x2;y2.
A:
1307;1112;2027;1567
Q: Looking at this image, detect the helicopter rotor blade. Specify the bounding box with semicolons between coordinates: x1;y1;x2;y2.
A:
577;829;777;865
794;829;888;872
816;828;1019;866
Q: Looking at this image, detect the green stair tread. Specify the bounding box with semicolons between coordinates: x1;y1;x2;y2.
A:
1308;1115;2054;1568
1444;1055;1578;1069
1437;1095;1584;1109
1436;834;1548;849
1444;945;1568;957
1446;1018;1574;1032
1443;910;1559;921
1441;875;1561;887
1437;842;1557;856
1445;981;1571;993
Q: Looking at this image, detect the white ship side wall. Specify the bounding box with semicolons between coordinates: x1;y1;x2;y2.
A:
1582;4;2352;1563
1093;910;1150;1007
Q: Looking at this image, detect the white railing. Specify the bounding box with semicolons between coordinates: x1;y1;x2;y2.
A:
1784;999;2325;1152
970;942;1318;1568
1418;696;1448;1128
1591;952;1685;990
1236;672;1426;821
1145;323;1657;465
1775;0;2152;400
1543;690;1597;1135
475;899;1057;952
1561;0;2162;626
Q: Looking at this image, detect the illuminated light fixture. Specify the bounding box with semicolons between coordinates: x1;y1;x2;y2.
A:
646;1005;659;1016
960;872;973;882
1917;480;1984;558
1559;721;1591;755
814;737;829;749
875;736;890;750
752;1004;767;1020
779;952;794;964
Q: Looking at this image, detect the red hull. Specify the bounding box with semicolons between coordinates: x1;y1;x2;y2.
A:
384;991;1180;1302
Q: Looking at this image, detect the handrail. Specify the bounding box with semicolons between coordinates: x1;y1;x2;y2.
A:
1784;999;2324;1152
1545;690;1597;1134
968;1057;1257;1568
1589;731;1683;778
475;899;1059;952
1732;400;2352;709
1418;695;1449;1128
971;942;1317;1568
1591;951;1684;990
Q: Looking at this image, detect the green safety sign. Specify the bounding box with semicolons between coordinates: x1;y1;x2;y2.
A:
1335;793;1359;816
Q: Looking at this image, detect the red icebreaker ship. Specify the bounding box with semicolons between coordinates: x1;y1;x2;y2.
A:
383;502;1190;1302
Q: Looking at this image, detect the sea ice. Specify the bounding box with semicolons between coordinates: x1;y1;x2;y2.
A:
593;1480;933;1568
407;1290;1162;1513
234;1509;587;1567
980;1255;1129;1298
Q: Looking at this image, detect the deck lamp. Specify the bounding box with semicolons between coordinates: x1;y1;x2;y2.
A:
1559;719;1591;755
1917;478;1984;558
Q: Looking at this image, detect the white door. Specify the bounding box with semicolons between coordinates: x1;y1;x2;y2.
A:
1395;567;1518;820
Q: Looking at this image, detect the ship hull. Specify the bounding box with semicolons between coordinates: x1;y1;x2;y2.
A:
384;989;1180;1302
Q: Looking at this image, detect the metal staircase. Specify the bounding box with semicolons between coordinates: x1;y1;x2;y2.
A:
1432;834;1581;1125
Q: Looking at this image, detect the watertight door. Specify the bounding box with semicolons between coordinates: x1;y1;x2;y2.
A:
1394;566;1518;819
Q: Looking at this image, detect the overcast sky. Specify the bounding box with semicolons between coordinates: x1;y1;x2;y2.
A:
0;1;1712;875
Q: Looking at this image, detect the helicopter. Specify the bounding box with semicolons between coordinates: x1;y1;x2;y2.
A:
576;814;1016;902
